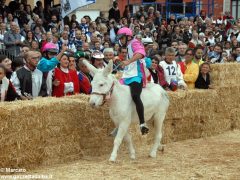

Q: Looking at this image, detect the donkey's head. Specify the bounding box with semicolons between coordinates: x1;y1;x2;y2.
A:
83;60;114;107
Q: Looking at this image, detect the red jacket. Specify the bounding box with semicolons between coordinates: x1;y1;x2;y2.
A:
52;68;80;97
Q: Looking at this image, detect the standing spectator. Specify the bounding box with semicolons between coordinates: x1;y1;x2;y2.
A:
154;11;161;28
0;64;20;101
4;12;19;31
23;31;35;47
52;53;79;97
15;3;28;28
0;54;12;79
8;0;20;15
43;4;52;27
79;18;89;34
4;22;22;56
33;1;44;19
193;46;205;65
68;53;76;71
182;25;192;44
235;46;240;62
73;30;83;51
70;14;79;28
123;5;130;19
208;43;224;63
183;49;199;89
159;47;187;90
147;56;168;90
10;51;47;99
48;15;60;32
77;59;92;94
0;0;8;17
176;43;187;62
136;5;147;20
91;50;104;69
108;1;120;23
0;22;6;49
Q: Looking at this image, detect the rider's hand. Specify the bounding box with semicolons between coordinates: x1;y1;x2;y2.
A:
61;44;68;52
121;60;130;67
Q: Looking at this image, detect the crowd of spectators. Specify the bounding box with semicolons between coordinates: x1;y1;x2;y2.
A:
0;0;240;102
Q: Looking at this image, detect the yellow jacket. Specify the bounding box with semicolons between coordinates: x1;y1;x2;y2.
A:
184;62;199;89
193;59;204;66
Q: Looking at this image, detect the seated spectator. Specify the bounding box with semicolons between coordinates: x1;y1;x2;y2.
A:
77;59;92;94
159;47;187;90
52;53;79;97
195;62;211;89
182;49;199;89
0;64;20;101
11;51;47;99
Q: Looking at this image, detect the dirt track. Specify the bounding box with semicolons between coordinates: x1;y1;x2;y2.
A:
30;130;240;180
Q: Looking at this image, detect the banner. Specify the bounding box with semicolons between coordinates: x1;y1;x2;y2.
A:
61;0;96;18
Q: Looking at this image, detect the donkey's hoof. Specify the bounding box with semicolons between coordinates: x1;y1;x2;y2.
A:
109;156;117;162
130;154;136;160
158;145;165;152
149;151;157;158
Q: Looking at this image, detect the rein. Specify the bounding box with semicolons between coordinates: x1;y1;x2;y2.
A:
91;82;115;106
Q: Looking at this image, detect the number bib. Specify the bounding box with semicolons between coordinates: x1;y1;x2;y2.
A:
160;61;179;84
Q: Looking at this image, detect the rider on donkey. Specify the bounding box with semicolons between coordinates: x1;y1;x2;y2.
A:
117;27;150;135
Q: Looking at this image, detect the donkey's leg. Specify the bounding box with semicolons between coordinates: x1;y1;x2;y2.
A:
124;131;135;159
149;112;166;158
109;121;130;162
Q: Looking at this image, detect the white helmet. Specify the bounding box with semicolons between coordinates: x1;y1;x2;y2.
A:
92;50;104;59
142;37;153;45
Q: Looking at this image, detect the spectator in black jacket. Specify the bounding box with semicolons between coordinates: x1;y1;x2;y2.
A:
108;1;120;23
195;62;211;89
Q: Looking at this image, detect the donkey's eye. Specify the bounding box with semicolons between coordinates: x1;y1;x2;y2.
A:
99;84;104;87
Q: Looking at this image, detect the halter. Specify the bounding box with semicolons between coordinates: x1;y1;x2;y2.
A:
91;82;115;106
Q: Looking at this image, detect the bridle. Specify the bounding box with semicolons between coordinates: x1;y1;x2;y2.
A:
91;82;115;106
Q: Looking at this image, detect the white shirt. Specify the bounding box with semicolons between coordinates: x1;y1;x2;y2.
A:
10;66;43;98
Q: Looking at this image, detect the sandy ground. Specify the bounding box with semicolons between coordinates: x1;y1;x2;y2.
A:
29;130;240;180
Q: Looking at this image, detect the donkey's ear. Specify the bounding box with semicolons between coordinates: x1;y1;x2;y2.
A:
82;60;98;76
103;60;113;77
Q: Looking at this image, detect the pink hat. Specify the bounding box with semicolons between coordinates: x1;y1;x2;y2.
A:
42;42;58;53
117;27;133;37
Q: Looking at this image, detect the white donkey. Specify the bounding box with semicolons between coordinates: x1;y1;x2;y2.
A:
83;60;169;162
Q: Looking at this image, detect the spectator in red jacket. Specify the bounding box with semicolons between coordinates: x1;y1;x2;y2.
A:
52;53;79;97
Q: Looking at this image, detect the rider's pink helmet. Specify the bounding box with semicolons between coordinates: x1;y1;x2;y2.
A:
42;42;58;53
117;27;133;37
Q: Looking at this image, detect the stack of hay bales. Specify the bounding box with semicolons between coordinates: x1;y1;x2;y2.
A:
0;97;113;169
0;63;239;169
